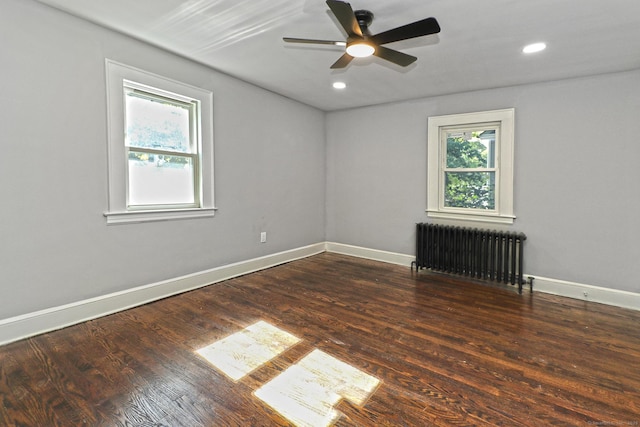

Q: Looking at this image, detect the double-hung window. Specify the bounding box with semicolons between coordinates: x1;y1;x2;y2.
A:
105;60;215;224
124;84;198;208
427;109;515;224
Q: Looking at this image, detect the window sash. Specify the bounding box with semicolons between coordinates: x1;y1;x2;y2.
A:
125;148;200;209
439;125;500;213
443;171;497;211
124;87;198;153
122;85;202;211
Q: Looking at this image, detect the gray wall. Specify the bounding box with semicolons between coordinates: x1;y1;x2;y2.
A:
326;70;640;293
0;0;326;319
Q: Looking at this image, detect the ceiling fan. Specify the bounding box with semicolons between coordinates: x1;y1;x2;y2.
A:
283;0;441;69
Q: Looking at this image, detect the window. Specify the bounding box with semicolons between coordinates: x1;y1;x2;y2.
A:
105;60;215;224
427;109;515;224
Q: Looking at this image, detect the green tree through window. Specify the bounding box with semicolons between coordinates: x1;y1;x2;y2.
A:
444;130;496;210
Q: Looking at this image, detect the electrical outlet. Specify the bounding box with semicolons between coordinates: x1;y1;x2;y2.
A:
260;232;267;243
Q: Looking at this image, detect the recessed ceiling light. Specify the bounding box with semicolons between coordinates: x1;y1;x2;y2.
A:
523;42;547;54
332;82;346;89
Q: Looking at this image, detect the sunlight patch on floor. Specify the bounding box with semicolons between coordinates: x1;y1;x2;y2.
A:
254;349;381;427
196;320;301;381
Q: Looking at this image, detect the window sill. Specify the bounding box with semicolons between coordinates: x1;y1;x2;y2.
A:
104;207;217;225
426;209;515;225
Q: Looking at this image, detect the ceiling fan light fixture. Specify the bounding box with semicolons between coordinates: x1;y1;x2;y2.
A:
346;42;375;58
522;42;546;54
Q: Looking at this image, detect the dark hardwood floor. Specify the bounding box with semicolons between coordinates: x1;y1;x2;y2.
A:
1;253;639;426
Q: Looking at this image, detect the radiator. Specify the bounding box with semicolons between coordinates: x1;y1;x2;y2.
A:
413;223;530;293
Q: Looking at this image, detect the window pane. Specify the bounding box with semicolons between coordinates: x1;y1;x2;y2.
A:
125;91;192;153
445;171;495;210
128;151;195;206
446;129;495;168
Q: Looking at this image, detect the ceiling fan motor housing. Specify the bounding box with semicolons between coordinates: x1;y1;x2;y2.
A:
354;10;374;35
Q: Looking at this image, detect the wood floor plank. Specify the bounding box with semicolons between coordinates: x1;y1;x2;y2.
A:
1;252;639;426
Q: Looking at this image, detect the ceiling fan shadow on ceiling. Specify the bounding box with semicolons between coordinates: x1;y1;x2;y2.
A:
283;0;441;69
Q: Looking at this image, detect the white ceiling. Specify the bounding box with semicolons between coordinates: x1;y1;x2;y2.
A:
37;0;640;111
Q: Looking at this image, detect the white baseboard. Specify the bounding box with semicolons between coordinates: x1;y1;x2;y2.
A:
324;242;415;266
0;243;325;346
2;242;638;346
528;275;640;311
324;242;640;311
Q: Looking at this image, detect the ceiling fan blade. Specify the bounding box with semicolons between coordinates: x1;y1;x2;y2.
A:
283;37;345;46
330;53;354;69
373;45;417;67
326;0;362;38
369;17;440;45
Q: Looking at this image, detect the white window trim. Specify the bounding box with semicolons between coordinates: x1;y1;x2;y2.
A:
427;108;515;224
104;59;216;224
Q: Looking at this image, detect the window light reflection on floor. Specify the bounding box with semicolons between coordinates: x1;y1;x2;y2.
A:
255;349;381;427
196;320;301;381
195;320;380;426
